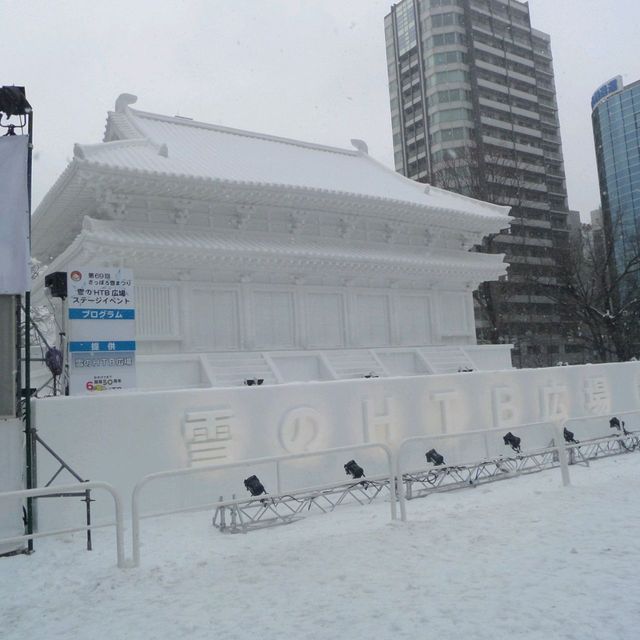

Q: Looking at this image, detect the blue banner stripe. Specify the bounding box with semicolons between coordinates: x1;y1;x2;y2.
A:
69;341;137;353
69;308;135;320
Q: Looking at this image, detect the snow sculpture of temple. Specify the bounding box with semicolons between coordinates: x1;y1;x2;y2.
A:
32;94;512;389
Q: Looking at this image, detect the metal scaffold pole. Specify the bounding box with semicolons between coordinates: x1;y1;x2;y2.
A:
24;104;34;552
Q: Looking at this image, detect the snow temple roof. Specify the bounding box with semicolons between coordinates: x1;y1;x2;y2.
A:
33;93;511;261
94;95;508;219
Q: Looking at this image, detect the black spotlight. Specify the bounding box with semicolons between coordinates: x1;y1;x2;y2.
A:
503;431;521;453
44;271;67;299
244;379;255;386
244;475;266;497
563;427;578;444
0;86;30;117
425;448;445;466
256;378;264;386
609;416;628;436
344;459;365;479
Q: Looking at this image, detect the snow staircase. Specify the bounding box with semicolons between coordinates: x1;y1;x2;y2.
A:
420;347;476;374
324;349;387;380
204;352;277;387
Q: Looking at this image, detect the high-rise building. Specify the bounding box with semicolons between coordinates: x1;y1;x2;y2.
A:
591;77;640;276
384;0;575;366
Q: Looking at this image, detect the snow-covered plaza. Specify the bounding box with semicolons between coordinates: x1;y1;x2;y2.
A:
2;452;639;640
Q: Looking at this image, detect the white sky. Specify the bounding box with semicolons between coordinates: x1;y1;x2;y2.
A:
3;0;640;220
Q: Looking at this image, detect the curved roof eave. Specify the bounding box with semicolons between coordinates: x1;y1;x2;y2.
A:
67;157;511;231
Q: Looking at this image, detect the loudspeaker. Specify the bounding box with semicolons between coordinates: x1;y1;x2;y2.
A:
44;272;67;299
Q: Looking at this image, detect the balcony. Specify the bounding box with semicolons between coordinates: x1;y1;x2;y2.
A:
515;143;544;156
512;123;542;138
509;87;539;102
476;58;509;77
477;77;509;94
504;49;535;68
511;105;540;120
508;69;537;85
512;217;551;229
482;134;514;150
520;199;550;210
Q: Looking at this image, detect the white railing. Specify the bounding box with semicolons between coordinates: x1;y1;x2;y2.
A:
396;420;570;521
131;442;396;566
0;482;126;568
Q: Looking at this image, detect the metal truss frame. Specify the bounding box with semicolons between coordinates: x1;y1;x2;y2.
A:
403;432;639;501
566;432;639;465
208;431;639;535
402;445;558;500
212;477;392;534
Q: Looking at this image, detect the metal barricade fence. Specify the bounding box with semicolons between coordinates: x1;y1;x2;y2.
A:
131;442;396;567
0;482;126;568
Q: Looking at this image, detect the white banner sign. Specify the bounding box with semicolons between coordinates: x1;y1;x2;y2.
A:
0;135;29;294
67;267;137;395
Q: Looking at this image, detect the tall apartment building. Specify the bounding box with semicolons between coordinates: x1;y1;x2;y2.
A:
384;0;575;367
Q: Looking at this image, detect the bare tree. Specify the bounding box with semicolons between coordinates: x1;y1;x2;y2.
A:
553;212;640;362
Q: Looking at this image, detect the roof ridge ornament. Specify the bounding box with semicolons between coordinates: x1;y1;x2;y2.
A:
115;93;138;114
350;139;368;154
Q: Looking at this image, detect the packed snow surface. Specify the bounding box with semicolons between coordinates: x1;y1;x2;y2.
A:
2;454;640;640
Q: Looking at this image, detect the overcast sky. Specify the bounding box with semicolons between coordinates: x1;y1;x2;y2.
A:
4;0;640;220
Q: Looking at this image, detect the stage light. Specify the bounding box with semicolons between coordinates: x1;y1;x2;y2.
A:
425;448;445;466
609;416;628;435
44;271;67;299
256;378;264;385
563;427;578;444
503;431;521;453
344;459;365;479
0;86;30;117
244;378;264;386
244;475;266;497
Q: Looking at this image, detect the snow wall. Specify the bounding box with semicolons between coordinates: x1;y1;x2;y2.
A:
0;418;24;554
33;362;640;530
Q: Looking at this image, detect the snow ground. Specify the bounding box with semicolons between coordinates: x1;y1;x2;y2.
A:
2;454;640;640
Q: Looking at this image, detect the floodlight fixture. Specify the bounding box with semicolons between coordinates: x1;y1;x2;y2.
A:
0;86;30;117
563;427;578;444
44;271;67;299
344;459;365;479
244;378;264;386
609;416;629;436
425;448;445;466
503;431;521;453
244;475;266;497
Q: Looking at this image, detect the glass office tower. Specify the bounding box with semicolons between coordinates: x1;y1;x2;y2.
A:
384;0;575;367
592;77;640;276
